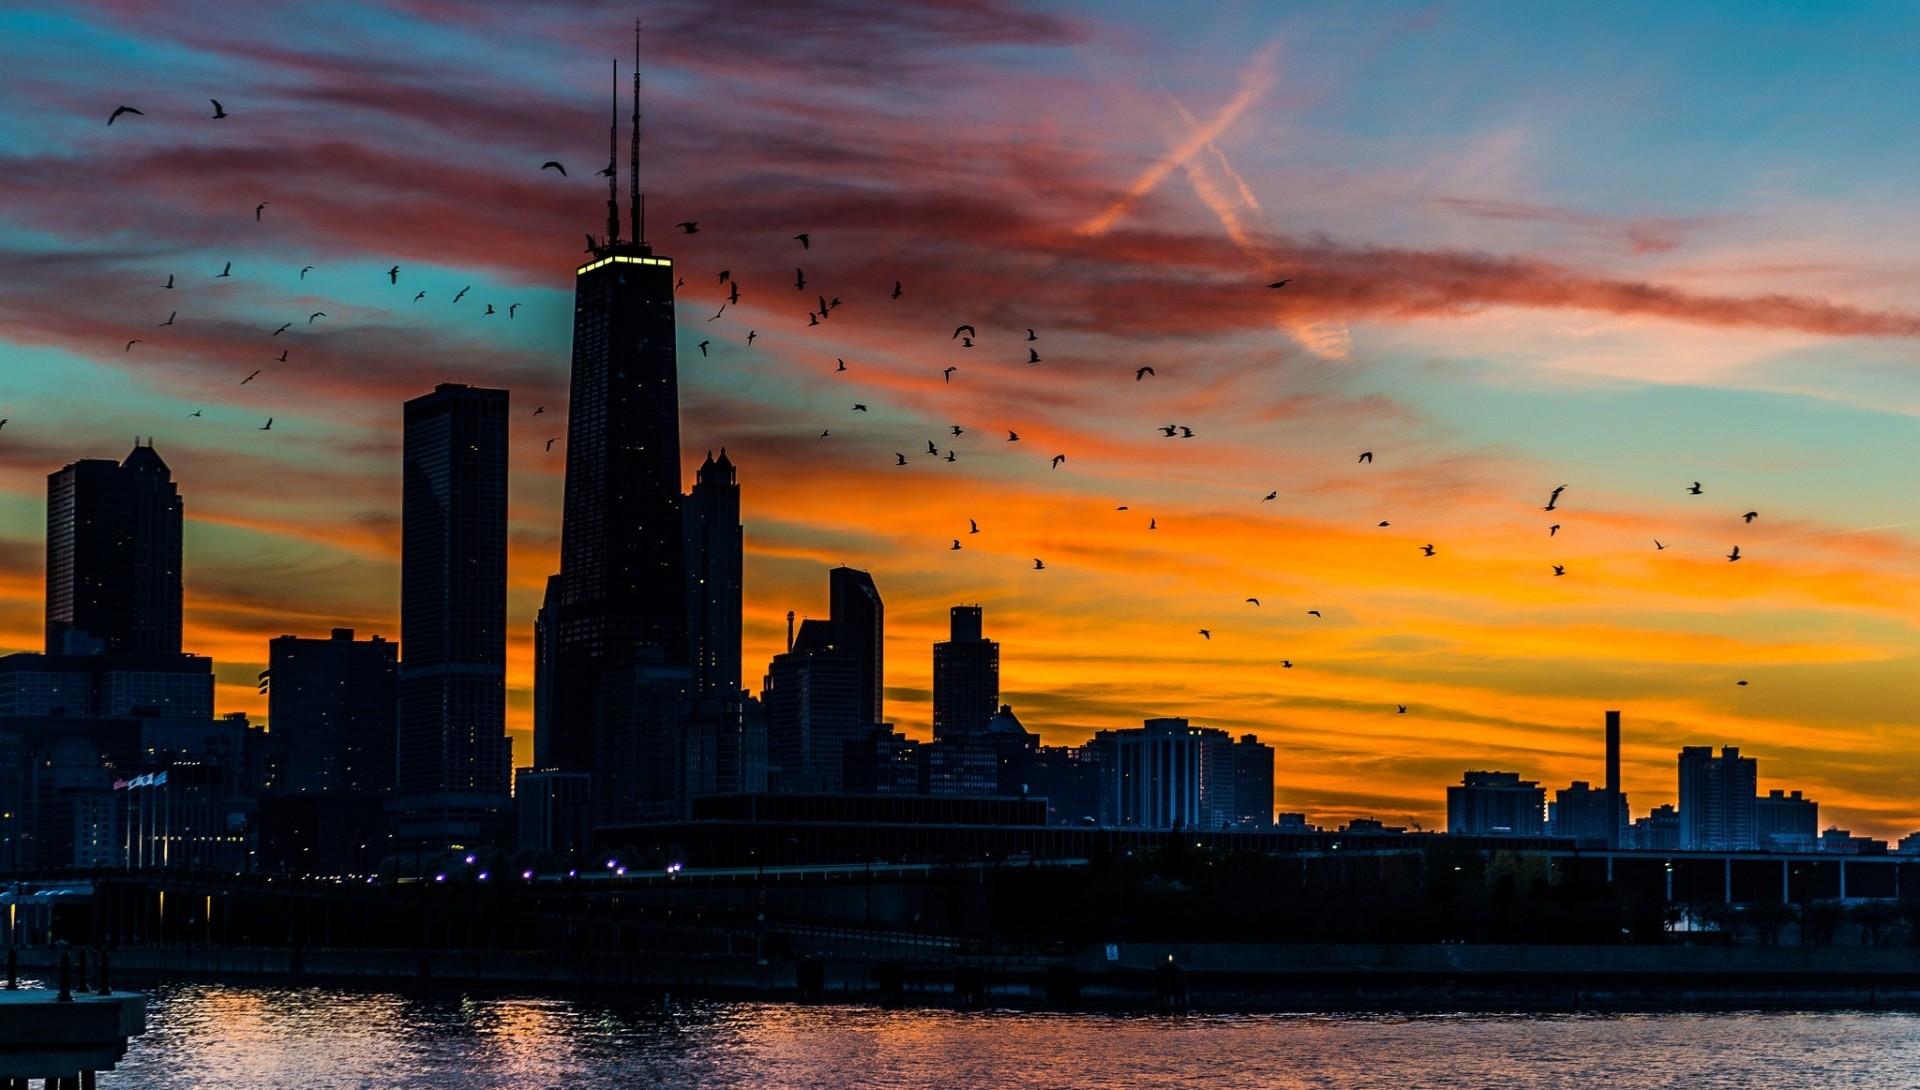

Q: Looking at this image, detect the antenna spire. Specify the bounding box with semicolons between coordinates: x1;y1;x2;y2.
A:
630;19;644;250
605;59;621;249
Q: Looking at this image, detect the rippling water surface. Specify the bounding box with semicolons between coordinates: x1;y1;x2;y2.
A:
95;983;1920;1089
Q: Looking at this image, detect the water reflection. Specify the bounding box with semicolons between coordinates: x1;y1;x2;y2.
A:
99;984;1920;1089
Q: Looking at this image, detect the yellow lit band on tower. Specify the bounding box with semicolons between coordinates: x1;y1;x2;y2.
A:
576;254;673;275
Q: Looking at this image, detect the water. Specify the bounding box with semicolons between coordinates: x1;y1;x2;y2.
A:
94;983;1920;1089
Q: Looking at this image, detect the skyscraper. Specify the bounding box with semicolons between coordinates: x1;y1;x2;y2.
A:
395;384;512;850
1677;745;1757;851
763;619;864;792
267;628;398;796
829;566;884;727
45;442;183;656
684;450;742;700
932;606;997;739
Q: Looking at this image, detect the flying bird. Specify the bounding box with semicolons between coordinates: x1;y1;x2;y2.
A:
1179;426;1194;438
675;221;698;233
1026;328;1038;341
1687;481;1703;495
892;281;903;299
1655;540;1666;550
300;266;313;279
1051;454;1066;469
1280;660;1292;668
532;406;544;416
255;202;268;221
1737;680;1749;686
1135;366;1154;381
837;359;847;372
484;304;495;315
158;311;175;327
718;270;731;283
1262;491;1277;502
1552;565;1566;576
698;341;709;357
541;161;567;175
124;339;140;351
1028;348;1041;364
1149;518;1157;530
852;404;868;412
945;451;955;462
729;282;740;304
1160;425;1178;437
163;274;174;289
1549;524;1560;537
1007;431;1020;441
969;519;980;534
928;440;940;455
1743;511;1759;523
388;266;400;284
1379;521;1390;527
895;453;908;466
271;323;290;335
952;324;976;340
747;330;757;345
217;261;231;277
1358;451;1373;463
413;291;426;302
1116;506;1129;511
307;312;325;323
210;99;228;119
597;162;616;177
107;105;143;125
808;313;819;327
951;425;964;436
187;410;201;417
952;540;961;550
1544;484;1566;511
509;303;520;318
240;370;260;384
1198;630;1211;640
1397;705;1408;714
1268;279;1291;288
959;336;974;348
546;438;557;451
794;268;805;290
1033;559;1045;570
794;233;810;248
943;366;955;382
452;286;470;302
1246;598;1260;605
273;350;287;362
709;305;726;321
820;430;830;438
1420;544;1436;556
1727;545;1741;562
1307;610;1322;618
259;418;273;430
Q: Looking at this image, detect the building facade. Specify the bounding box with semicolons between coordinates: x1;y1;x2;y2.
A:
266;628;399;797
1447;771;1546;836
45;443;183;657
932;606;997;740
1677;745;1757;851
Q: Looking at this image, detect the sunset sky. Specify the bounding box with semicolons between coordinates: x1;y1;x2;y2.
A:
6;1;1920;836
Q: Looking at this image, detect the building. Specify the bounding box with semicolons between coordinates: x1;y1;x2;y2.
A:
1632;803;1682;850
45;442;183;656
393;384;513;853
1087;717;1268;830
266;628;398;797
1677;745;1757;851
1231;733;1274;828
829;567;884;728
0;652;213;719
763;618;865;792
932;606;997;740
684;450;743;701
1755;788;1818;852
1550;780;1628;843
1446;771;1546;836
513;767;592;856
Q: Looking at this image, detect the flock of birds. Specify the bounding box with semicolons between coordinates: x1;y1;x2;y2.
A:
93;97;1776;710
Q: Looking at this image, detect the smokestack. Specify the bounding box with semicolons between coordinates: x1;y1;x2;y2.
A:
786;610;795;653
1605;709;1622;849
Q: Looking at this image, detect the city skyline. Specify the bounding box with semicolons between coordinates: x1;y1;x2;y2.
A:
6;4;1920;836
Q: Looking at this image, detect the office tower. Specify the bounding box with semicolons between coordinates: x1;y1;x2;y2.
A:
1551;780;1628;842
395;384;512;850
1756;788;1818;851
1632;803;1682;850
1446;771;1547;836
45;442;183;656
932;606;997;740
684;450;742;700
1677;745;1757;851
1604;709;1622;848
829;567;884;726
762;619;864;792
266;628;399;796
1086;717;1251;830
1231;733;1275;828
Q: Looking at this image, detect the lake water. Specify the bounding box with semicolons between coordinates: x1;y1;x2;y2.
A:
93;983;1920;1089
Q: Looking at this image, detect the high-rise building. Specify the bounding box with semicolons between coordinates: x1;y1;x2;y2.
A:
1446;771;1546;836
266;628;398;796
684;450;742;700
45;442;183;656
829;567;884;727
1550;780;1628;842
932;606;997;740
1756;788;1817;851
1087;717;1265;830
1231;733;1274;828
394;384;512;851
763;619;864;792
1677;745;1757;851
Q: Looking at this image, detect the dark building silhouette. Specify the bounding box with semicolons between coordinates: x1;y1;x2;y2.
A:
1632;802;1682;850
394;384;512;851
1447;770;1546;836
829;567;884;727
1757;787;1818;851
514;767;592;855
266;628;398;796
1550;780;1628;842
0;651;212;719
1604;709;1623;848
45;442;183;656
763;618;864;792
1678;745;1757;851
1231;733;1274;828
685;450;742;700
1086;718;1270;830
932;606;997;739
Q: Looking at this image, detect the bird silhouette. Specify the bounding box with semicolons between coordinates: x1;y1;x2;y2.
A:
1552;565;1566;576
546;438;557;451
1743;511;1758;523
271;323;290;335
1379;521;1390;527
1544;484;1566;511
1307;610;1322;617
808;313;819;327
951;425;964;436
894;453;908;466
1727;545;1741;561
1160;425;1178;437
158;311;175;327
1051;454;1066;469
307;312;325;323
960;337;974;348
1262;491;1277;502
969;519;980;534
1268;279;1291;288
1026;328;1038;341
1033;559;1045;570
274;350;287;362
597;162;616;177
1549;524;1560;537
240;370;260;384
217;261;231;277
210;99;228;119
852;404;868;412
1198;630;1211;640
260;417;273;430
413;291;426;302
124;339;140;351
945;450;956;462
729;282;740;304
1396;705;1407;714
817;295;829;317
484;304;495;315
747;330;757;345
509;304;520;318
943;366;955;382
718;270;731;283
951;539;961;550
299;266;314;279
1116;506;1129;511
162;273;174;289
928;440;940;456
1149;518;1157;530
952;324;976;340
1737;680;1749;686
1028;348;1041;364
1281;660;1293;668
892;281;903;299
187;410;201;417
388;266;400;284
836;359;847;372
697;341;709;357
1007;431;1020;441
1179;426;1194;438
541;161;567;175
1420;544;1436;556
532;406;544;416
1246;598;1260;605
255;202;268;221
709;305;726;321
820;430;830;438
794;233;810;249
1655;540;1666;550
1135;366;1154;381
1358;451;1373;463
107;105;143;124
452;286;470;303
675;221;698;233
1688;481;1703;495
794;268;805;290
